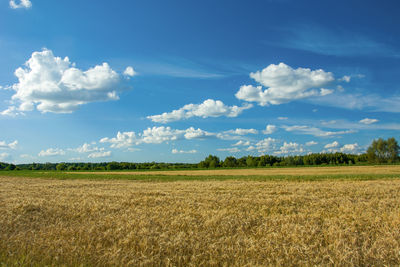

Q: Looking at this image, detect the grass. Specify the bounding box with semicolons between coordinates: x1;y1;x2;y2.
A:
1;166;400;266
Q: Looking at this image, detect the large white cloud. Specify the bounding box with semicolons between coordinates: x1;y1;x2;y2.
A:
2;49;132;115
0;140;18;150
235;63;334;106
9;0;31;9
147;99;252;123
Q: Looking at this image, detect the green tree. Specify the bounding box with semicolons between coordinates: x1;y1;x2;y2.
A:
367;137;399;163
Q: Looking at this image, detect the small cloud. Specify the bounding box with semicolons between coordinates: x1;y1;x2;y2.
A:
359;118;379;125
278;117;288;120
305;141;318;146
38;148;65;157
320;88;334;96
262;125;277;134
172;149;198;154
9;0;31;9
339;75;351;83
88;151;111;158
232;140;250;146
324;141;339;149
0;140;18;150
123;66;137;77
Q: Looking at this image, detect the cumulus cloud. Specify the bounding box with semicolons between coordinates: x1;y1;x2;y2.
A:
172;149;198;154
235;63;334;106
263;125;277;134
217;147;240;153
100;132;136;148
283;125;355;137
38;148;65;157
123;66;136;77
147;99;252;123
340;143;360;154
100;126;217;148
324;141;339;149
274;142;305;155
9;0;31;9
254;137;279;153
1;49;132;115
88;151;111;158
359;118;379;125
0;140;18;150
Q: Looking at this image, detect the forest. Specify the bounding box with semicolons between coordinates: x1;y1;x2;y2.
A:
0;137;398;171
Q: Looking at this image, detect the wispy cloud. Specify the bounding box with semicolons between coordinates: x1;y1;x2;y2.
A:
266;25;399;58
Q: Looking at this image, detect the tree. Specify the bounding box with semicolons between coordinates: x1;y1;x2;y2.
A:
56;163;67;171
367;137;399;163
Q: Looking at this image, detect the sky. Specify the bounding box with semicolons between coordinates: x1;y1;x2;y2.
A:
1;0;399;164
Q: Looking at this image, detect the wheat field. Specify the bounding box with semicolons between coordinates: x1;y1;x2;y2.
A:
1;175;400;266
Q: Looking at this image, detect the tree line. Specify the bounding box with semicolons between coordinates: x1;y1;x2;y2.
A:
0;137;398;171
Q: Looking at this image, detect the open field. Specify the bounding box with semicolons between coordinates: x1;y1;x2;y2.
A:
1;169;400;266
73;165;400;176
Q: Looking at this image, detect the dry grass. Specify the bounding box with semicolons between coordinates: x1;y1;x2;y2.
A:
72;165;400;176
1;176;400;266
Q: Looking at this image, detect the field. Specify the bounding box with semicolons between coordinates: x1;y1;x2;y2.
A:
1;166;400;266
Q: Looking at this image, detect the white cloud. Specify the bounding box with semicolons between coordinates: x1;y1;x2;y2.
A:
232;140;250;146
274;142;305;155
320;88;334;96
100;132;136;148
0;140;18;150
38;148;65;157
172;149;198;154
100;126;216;148
223;128;258;135
339;75;351;83
184;127;214;140
69;143;104;153
263;125;277;134
147;99;252;123
235;63;334;106
0;153;11;162
254;137;279;153
2;49;132;115
9;0;31;9
88;151;111;158
324;141;339;149
340;143;360;154
305;141;318;146
217;147;240;153
123;66;136;77
278;117;288;120
142;126;184;144
283;125;355;137
359;118;379;125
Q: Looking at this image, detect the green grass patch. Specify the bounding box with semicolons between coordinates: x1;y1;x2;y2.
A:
1;170;399;182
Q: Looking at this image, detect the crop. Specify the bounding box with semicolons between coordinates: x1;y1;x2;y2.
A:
1;173;400;266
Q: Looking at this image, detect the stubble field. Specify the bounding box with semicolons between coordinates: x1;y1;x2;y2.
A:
1;166;400;266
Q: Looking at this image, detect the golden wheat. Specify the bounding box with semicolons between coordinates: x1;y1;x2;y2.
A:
1;176;400;266
72;165;400;176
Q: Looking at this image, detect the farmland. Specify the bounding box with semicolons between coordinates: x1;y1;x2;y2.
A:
1;166;400;266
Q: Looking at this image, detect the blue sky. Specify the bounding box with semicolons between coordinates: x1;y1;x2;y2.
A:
1;0;399;163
